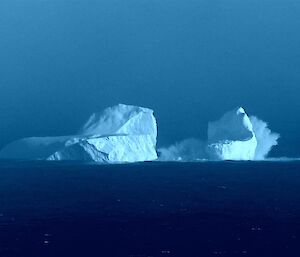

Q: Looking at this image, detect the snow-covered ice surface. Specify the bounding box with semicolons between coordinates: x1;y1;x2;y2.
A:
80;104;157;140
0;104;158;163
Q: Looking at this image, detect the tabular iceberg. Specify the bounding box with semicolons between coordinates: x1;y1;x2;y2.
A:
0;104;158;163
207;107;258;160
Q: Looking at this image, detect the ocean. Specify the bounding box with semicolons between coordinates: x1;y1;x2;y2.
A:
1;161;300;257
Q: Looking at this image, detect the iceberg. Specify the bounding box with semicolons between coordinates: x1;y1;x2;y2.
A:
207;107;258;160
158;107;270;161
0;104;158;163
0;104;279;163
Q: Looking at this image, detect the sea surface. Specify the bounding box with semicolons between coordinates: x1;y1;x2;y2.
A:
1;161;300;257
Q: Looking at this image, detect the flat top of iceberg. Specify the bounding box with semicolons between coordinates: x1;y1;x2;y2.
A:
79;104;157;137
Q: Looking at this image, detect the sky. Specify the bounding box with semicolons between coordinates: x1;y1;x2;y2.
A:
0;0;300;157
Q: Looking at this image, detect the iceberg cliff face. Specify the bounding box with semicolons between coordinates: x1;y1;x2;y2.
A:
207;107;258;160
0;104;158;163
48;134;157;163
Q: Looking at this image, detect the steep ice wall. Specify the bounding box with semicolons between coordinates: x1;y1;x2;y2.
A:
48;134;157;163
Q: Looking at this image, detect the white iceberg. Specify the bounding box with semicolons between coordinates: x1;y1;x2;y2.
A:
207;107;258;160
0;104;158;163
0;104;279;163
158;107;276;161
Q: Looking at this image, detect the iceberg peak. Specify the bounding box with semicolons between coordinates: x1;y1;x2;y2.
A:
236;107;245;114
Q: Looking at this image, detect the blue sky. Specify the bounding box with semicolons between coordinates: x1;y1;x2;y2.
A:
0;0;300;156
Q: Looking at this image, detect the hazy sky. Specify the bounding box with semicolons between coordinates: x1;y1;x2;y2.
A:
1;0;300;157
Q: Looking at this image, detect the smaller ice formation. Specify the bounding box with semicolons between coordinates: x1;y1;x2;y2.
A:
0;104;158;163
207;107;257;160
158;107;279;161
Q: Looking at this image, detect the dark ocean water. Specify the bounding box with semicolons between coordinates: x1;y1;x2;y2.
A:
1;161;300;257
